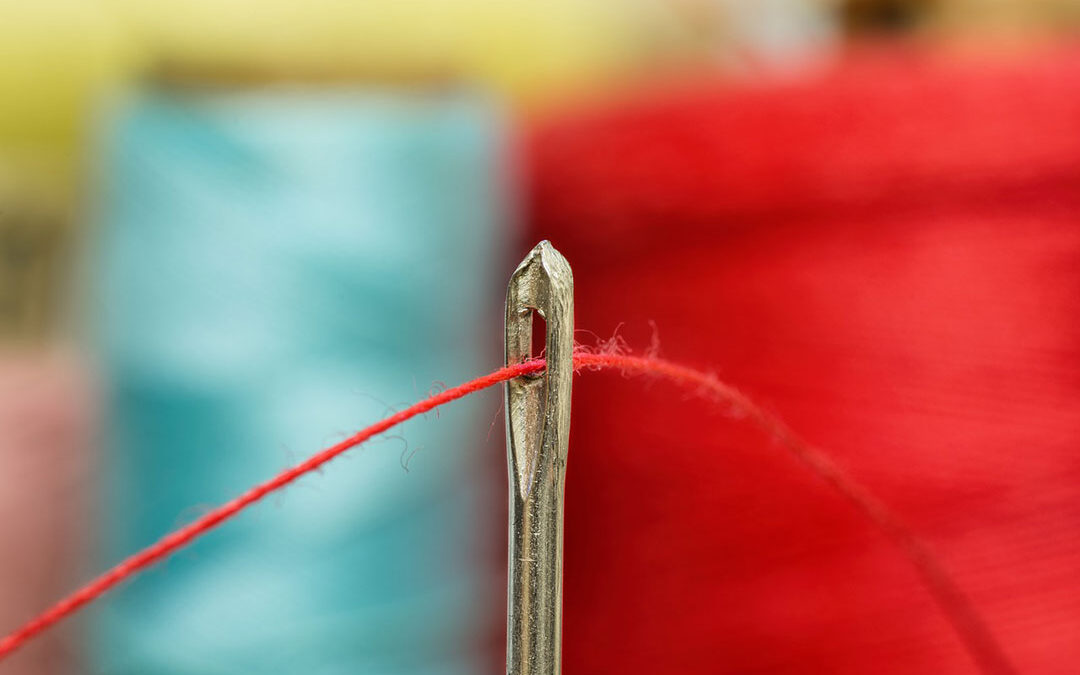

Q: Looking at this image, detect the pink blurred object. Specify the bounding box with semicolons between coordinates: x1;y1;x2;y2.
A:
0;353;94;675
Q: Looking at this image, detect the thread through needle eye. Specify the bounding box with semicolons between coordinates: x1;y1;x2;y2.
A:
504;240;574;675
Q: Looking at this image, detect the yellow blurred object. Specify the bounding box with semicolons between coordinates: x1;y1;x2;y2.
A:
0;0;135;342
0;0;134;200
113;0;695;103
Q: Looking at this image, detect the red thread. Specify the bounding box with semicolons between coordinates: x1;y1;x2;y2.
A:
0;353;1013;675
573;352;1017;675
525;49;1080;674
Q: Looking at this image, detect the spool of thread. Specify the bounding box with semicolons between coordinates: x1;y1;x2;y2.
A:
91;84;509;674
527;48;1080;673
0;353;94;675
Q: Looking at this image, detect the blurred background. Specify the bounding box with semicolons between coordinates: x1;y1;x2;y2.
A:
2;1;1080;673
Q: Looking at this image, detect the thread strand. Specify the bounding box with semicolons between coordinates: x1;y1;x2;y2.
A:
0;353;1015;675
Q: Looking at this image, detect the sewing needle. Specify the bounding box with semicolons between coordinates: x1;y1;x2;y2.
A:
504;240;574;675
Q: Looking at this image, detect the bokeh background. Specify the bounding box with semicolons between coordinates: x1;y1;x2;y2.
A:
2;1;1080;674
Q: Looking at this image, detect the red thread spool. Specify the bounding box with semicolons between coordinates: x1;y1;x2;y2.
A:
527;47;1080;674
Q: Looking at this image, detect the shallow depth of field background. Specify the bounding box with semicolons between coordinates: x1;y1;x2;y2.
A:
2;2;1080;674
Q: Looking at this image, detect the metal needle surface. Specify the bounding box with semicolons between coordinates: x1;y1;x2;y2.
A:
504;241;574;675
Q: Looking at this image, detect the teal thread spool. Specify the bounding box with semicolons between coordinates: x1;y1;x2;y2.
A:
91;86;509;674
